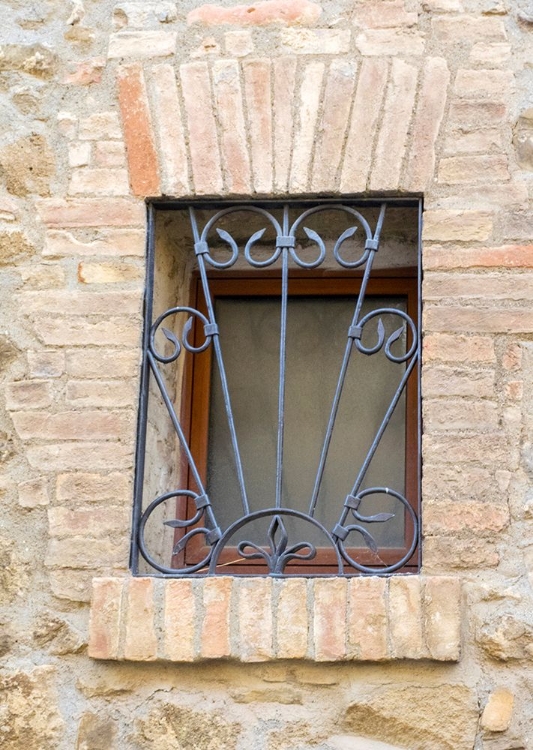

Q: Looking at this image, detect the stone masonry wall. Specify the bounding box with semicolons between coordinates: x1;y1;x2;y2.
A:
0;0;533;748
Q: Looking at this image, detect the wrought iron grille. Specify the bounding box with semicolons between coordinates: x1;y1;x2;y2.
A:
132;200;421;577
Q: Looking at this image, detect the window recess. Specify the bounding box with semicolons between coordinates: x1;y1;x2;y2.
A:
132;199;422;577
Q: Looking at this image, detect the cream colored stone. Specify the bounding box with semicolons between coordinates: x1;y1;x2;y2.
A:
108;31;177;58
389;577;427;659
275;578;309;659
289;60;324;192
280;28;350;54
481;688;514;731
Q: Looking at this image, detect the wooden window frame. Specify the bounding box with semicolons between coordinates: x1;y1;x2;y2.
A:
171;267;419;575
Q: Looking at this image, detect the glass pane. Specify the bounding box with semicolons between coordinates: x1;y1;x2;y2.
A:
206;294;408;549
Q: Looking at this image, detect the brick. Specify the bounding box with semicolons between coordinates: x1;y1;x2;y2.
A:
18;477;49;508
57;111;78;139
275;578;308;659
502;343;522;371
340;58;388;193
273;57;297;192
422;210;493;242
164;579;196;662
11;410;132;441
180;62;223;194
424;536;499;570
213;60;252;194
432;15;506;41
425;307;533;334
424;434;509;464
389;577;426;659
311;59;356;193
424;399;498;432
425;272;533;300
423;577;461;661
28;442;133;471
5;381;53;410
68;142;91;168
20;290;141;316
88;578;124;659
108;31;177;59
371;59;418;191
112;1;177;28
56;471;131;504
79;112;122;141
404;57;450;192
19;264;66;289
66;349;139;378
34;318;140;347
469;42;511;67
61;57;106;86
37;200;145;228
423;502;509;535
124;578;158;660
51;570;93;602
66;379;136;408
313;578;347;661
448;99;507;127
280;29;350;55
423;465;496;502
454;69;513;98
201;577;232;659
424;244;533;270
93;141;126;168
150;64;190;196
289;61;325;192
188;0;322;26
78;261;144;284
224;30;253;57
438;155;509;185
436;182;528;211
46;537;129;568
505;380;522;401
356;28;425;55
423;366;494;398
48;506;129;537
117;63;160;197
444;128;502;154
496;212;533;242
44;229;144;257
423;334;495;363
237;578;273;661
347;577;388;661
353;0;418;28
243;59;272;193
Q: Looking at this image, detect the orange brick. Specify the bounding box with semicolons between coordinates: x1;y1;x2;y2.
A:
56;471;131;505
423;334;495;363
425;307;533;334
370;59;418;191
424;537;499;571
313;578;347;661
88;577;124;659
425;244;533;269
44;229;145;257
356;28;425;56
424;501;509;535
243;59;272;193
180;62;223;194
36;199;144;228
275;578;309;659
404;57;450;192
78;261;144;284
34;317;139;347
438;155;509;184
66;349;139;378
124;578;158;660
347;577;388;661
237;578;273;661
5;381;53;410
213;60;252;194
11;410;132;441
27;350;65;378
389;577;427;659
187;0;322;26
273;57;297;192
423;366;494;398
164;579;196;662
423;210;493;242
66;380;136;408
424;399;498;432
201;577;233;659
311;59;356;193
432;15;507;42
69;168;130;196
48;506;129;538
20;290;141;316
340;58;388;193
424;577;461;661
117;63;160;197
27;442;133;471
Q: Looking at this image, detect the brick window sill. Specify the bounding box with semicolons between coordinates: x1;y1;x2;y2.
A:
88;575;461;663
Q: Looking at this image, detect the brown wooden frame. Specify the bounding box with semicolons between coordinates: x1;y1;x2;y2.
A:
174;268;419;575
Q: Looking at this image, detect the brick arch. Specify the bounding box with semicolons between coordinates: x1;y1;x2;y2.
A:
117;57;450;200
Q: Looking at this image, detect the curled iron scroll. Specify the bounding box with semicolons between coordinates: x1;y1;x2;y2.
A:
355;308;418;363
149;306;213;364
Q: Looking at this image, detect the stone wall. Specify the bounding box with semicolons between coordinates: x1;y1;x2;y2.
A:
0;0;532;748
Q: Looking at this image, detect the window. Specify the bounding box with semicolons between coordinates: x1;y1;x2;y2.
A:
132;200;421;577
